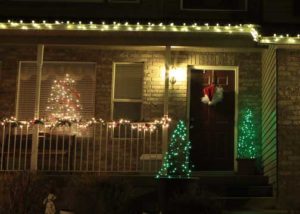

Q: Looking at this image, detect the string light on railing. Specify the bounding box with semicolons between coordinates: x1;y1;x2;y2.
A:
108;121;116;129
118;119;130;124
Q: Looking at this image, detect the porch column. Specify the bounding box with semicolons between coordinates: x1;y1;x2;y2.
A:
162;45;171;154
30;44;44;171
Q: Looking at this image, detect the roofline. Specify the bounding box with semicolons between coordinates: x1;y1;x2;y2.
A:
0;20;299;45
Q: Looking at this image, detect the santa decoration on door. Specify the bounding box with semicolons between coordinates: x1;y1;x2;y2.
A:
201;84;224;105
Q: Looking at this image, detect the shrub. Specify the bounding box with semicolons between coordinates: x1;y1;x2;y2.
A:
0;172;54;214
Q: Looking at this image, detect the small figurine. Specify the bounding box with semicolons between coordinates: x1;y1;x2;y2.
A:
43;193;56;214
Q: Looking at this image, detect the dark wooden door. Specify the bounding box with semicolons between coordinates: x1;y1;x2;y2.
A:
189;69;235;171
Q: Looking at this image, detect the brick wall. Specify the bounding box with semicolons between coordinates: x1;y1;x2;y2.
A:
0;46;262;126
0;46;262;168
44;47;167;121
0;46;167;121
0;46;37;118
277;49;300;209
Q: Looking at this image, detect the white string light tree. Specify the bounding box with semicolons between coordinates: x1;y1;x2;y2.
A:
46;74;82;127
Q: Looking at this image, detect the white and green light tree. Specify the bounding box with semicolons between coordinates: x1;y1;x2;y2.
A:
156;120;192;179
46;74;82;123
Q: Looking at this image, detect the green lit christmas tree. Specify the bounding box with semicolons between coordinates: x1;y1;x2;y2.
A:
156;120;192;179
238;108;258;159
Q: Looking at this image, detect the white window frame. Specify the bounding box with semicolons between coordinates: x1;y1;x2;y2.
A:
111;62;144;121
180;0;248;12
16;61;97;121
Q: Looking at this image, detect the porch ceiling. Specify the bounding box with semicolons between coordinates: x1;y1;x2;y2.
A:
0;30;257;47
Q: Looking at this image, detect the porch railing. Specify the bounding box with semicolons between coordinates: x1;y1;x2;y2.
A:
0;119;168;173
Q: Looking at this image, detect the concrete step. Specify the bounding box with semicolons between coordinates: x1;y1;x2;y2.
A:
225;185;273;197
195;175;269;186
220;197;277;210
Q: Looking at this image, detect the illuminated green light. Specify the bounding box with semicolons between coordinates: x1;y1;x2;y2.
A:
237;109;259;159
156;120;192;179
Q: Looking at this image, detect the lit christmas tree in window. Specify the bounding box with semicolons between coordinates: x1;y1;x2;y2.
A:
156;120;192;179
238;108;258;159
46;74;82;123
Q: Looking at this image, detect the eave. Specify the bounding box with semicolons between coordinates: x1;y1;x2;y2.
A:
0;21;299;46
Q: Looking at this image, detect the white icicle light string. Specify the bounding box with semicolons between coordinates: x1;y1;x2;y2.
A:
1;20;260;40
0;20;298;45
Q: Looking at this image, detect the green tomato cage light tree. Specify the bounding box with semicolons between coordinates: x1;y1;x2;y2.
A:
156;120;192;179
238;108;259;159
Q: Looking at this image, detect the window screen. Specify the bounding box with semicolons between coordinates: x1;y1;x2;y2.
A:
16;62;37;120
17;62;96;121
112;63;143;121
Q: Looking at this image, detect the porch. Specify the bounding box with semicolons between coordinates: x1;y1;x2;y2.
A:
0;21;268;177
0;43;263;175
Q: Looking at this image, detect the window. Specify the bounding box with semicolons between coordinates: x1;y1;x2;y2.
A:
181;0;247;11
108;0;139;3
112;63;143;121
0;61;2;80
12;0;103;2
17;61;96;121
295;0;300;16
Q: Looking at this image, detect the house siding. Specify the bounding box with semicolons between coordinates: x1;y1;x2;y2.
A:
277;49;300;209
262;46;277;195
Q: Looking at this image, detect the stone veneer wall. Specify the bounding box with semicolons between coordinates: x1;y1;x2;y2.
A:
277;49;300;209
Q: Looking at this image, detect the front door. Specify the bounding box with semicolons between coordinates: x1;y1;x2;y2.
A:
189;69;235;171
